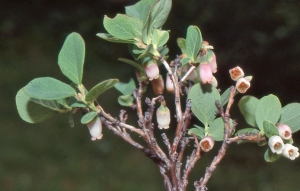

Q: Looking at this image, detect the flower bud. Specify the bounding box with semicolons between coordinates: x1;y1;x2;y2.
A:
143;60;159;81
87;117;103;141
236;77;250;93
166;73;174;93
282;144;299;160
200;136;215;152
199;63;213;84
151;75;164;95
277;124;292;140
268;135;284;154
156;101;170;129
229;66;244;81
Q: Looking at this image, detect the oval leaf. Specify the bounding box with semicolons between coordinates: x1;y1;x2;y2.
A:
104;14;136;40
24;77;77;100
208;117;225;141
152;29;169;48
97;33;135;44
118;95;134;107
279;103;300;133
114;78;136;95
58;32;85;85
177;38;187;54
255;94;281;130
125;0;156;23
238;95;259;127
16;89;63;123
264;148;281;162
81;111;98;124
186;25;202;61
188;84;221;126
188;125;205;139
263;120;279;138
85;79;119;102
118;58;143;73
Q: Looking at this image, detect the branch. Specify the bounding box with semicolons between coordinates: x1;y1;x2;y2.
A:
195;86;237;190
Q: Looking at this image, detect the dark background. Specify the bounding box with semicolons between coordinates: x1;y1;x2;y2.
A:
1;0;300;190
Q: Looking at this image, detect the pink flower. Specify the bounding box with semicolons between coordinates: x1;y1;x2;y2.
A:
199;63;213;84
143;60;159;81
277;124;292;140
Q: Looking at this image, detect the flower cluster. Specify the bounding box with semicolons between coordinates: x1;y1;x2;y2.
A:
229;66;252;93
268;124;299;160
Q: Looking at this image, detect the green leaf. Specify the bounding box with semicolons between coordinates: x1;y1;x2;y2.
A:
177;38;187;54
138;44;159;60
188;84;221;127
118;95;134;107
264;148;281;162
263;120;279;138
238;95;259;127
207;117;225;141
81;111;98;124
152;29;169;48
69;112;74;127
125;0;156;23
96;33;135;44
149;0;172;29
24;77;77;100
235;128;260;136
180;57;191;66
85;79;119;102
279;103;300;133
118;58;143;73
255;94;281;130
16;89;69;123
188;125;205;139
186;25;202;61
58;32;85;85
103;14;136;40
142;0;172;44
114;78;136;95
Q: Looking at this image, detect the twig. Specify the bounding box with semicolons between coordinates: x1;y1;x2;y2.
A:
179;65;196;83
182;134;201;189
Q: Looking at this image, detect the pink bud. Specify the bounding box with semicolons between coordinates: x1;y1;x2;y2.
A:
200;136;215;152
143;60;159;81
199;63;213;84
277;124;292;140
209;52;217;73
229;66;245;81
87;117;103;141
236;77;250;93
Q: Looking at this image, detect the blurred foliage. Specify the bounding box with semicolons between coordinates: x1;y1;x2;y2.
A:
1;0;300;190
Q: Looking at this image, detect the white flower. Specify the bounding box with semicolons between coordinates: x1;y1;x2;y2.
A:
236;77;250;93
200;136;215;152
156;101;170;129
166;73;174;93
277;124;292;140
143;60;159;81
87;117;103;141
268;135;285;154
282;144;299;160
229;66;244;81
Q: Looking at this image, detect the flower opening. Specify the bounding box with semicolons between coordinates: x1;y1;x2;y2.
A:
87;117;103;141
236;78;250;93
200;136;215;152
277;124;292;140
268;135;284;154
282;144;299;160
229;66;244;81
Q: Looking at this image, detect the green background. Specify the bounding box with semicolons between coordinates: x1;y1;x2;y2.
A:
1;0;300;190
